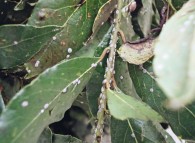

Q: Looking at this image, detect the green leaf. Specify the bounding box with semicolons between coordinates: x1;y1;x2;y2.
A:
52;134;83;143
14;0;25;11
171;0;189;10
0;25;61;69
111;118;173;143
110;58;173;143
25;0;107;78
0;89;5;114
86;66;105;117
129;62;195;140
74;22;111;58
0;74;22;103
37;127;52;143
153;0;195;108
107;88;165;122
0;57;98;143
73;92;93;118
120;0;136;42
92;0;117;34
28;0;81;26
137;0;154;36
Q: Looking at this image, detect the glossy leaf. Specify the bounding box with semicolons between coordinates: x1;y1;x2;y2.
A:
153;0;195;108
0;57;98;143
0;25;61;69
25;0;107;78
129;62;195;140
107;88;165;122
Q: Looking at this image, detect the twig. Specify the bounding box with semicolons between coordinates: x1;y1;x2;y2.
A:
94;0;123;142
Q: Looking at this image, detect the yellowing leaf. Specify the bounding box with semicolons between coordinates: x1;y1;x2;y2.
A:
118;39;154;65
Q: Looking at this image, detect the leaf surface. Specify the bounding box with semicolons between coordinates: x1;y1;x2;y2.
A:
0;57;98;143
129;62;195;140
25;0;107;78
0;25;60;69
92;0;117;34
37;127;52;143
153;0;195;108
52;134;82;143
107;88;165;122
111;58;173;143
118;39;154;65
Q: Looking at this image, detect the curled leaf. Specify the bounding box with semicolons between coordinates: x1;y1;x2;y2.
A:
118;39;154;65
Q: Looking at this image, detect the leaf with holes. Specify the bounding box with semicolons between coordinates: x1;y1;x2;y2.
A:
107;88;165;122
25;0;107;78
0;25;61;69
153;0;195;108
0;57;98;143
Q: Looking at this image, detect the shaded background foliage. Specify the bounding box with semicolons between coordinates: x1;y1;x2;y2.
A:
0;0;195;143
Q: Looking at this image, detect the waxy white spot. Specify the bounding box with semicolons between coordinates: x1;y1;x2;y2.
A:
102;79;107;84
35;60;40;68
62;87;67;93
143;69;147;73
131;133;135;138
67;48;72;53
40;109;44;113
52;36;57;40
77;79;80;84
13;41;18;45
44;103;49;109
120;76;123;80
101;87;105;92
21;101;29;107
91;63;97;68
150;88;154;93
66;54;70;59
